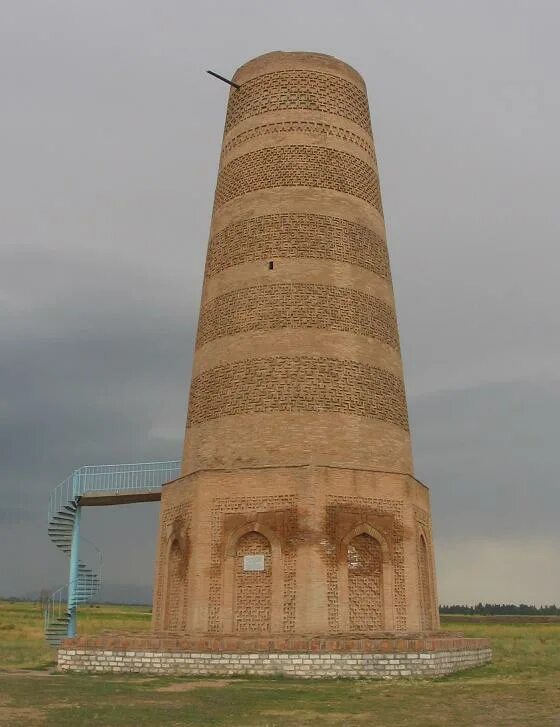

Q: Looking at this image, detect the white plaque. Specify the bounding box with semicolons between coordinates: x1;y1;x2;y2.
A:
243;554;265;571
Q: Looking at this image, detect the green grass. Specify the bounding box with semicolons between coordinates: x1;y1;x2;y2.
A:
0;601;151;671
1;602;560;726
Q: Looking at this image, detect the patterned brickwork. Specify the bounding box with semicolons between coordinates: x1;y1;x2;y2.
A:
205;213;391;280
225;70;372;132
348;534;384;631
164;543;182;631
326;496;406;632
214;146;382;213
151;52;443;640
187;357;408;431
208;495;297;633
196;284;399;351
414;506;436;630
153;501;192;632
418;534;433;631
234;532;272;633
222;120;376;163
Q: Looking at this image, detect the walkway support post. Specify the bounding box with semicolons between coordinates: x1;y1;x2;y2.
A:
67;472;81;638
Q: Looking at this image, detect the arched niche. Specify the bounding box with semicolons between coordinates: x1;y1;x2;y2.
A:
223;522;283;633
417;527;434;630
162;536;184;631
338;523;394;632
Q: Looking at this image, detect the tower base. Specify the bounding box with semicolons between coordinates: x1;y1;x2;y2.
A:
152;466;442;636
58;632;491;678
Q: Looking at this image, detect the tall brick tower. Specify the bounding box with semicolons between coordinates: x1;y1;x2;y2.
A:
152;51;439;636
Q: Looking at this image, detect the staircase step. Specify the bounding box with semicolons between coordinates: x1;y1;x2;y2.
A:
45;485;104;645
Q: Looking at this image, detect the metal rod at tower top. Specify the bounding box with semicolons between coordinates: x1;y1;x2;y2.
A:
206;70;240;89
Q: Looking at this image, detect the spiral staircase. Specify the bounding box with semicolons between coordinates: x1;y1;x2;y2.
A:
45;460;181;646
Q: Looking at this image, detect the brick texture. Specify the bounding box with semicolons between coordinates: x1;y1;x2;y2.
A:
58;632;491;678
196;284;399;351
214;145;382;213
205;213;391;279
224;69;372;132
221;121;377;163
59;647;492;678
186;356;408;430
145;52;457;664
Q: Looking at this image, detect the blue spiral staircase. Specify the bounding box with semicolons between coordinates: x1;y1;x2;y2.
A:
45;460;181;646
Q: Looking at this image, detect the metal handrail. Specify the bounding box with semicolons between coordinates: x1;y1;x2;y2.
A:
45;459;180;644
48;460;181;519
43;546;103;639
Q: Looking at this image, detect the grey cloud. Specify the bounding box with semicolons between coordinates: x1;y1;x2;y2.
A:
410;380;560;541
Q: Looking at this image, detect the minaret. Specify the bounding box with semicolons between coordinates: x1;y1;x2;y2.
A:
153;51;439;636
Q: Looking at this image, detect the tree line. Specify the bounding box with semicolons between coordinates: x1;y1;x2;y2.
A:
440;603;560;615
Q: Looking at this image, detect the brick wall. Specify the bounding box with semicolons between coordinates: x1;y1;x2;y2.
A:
58;647;492;678
182;50;411;476
151;470;439;636
59;632;491;678
151;51;443;641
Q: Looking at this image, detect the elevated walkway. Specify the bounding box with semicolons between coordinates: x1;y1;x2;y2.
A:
45;460;181;646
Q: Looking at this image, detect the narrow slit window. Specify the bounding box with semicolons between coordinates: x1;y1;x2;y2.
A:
268;261;274;270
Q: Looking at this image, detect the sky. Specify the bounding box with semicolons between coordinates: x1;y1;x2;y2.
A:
1;0;559;605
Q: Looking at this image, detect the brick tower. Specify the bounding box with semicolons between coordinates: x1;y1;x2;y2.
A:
152;51;439;636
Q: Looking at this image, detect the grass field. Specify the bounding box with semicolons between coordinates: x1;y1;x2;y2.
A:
1;601;560;726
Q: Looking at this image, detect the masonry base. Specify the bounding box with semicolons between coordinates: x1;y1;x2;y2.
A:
58;633;491;678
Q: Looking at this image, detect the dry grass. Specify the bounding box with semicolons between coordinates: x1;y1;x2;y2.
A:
0;601;151;671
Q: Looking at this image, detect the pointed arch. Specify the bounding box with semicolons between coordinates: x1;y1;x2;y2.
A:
338;523;394;632
162;535;184;631
225;521;282;557
417;528;434;630
223;521;283;633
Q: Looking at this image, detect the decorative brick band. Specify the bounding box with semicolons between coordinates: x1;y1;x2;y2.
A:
186;356;409;430
225;70;372;132
213;146;382;213
206;213;391;279
61;632;489;654
196;284;400;351
222;120;376;162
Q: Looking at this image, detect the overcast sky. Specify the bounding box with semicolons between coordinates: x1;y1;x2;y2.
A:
1;0;559;605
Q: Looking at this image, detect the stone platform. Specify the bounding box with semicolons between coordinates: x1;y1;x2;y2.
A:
58;632;491;678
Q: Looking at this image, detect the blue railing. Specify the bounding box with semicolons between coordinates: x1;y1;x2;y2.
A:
45;459;181;645
48;460;181;521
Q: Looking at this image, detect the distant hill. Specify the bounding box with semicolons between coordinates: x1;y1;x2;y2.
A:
13;583;152;606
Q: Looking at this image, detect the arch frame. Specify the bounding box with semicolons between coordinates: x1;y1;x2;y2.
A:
162;535;185;631
417;524;436;631
338;522;394;632
223;521;283;633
